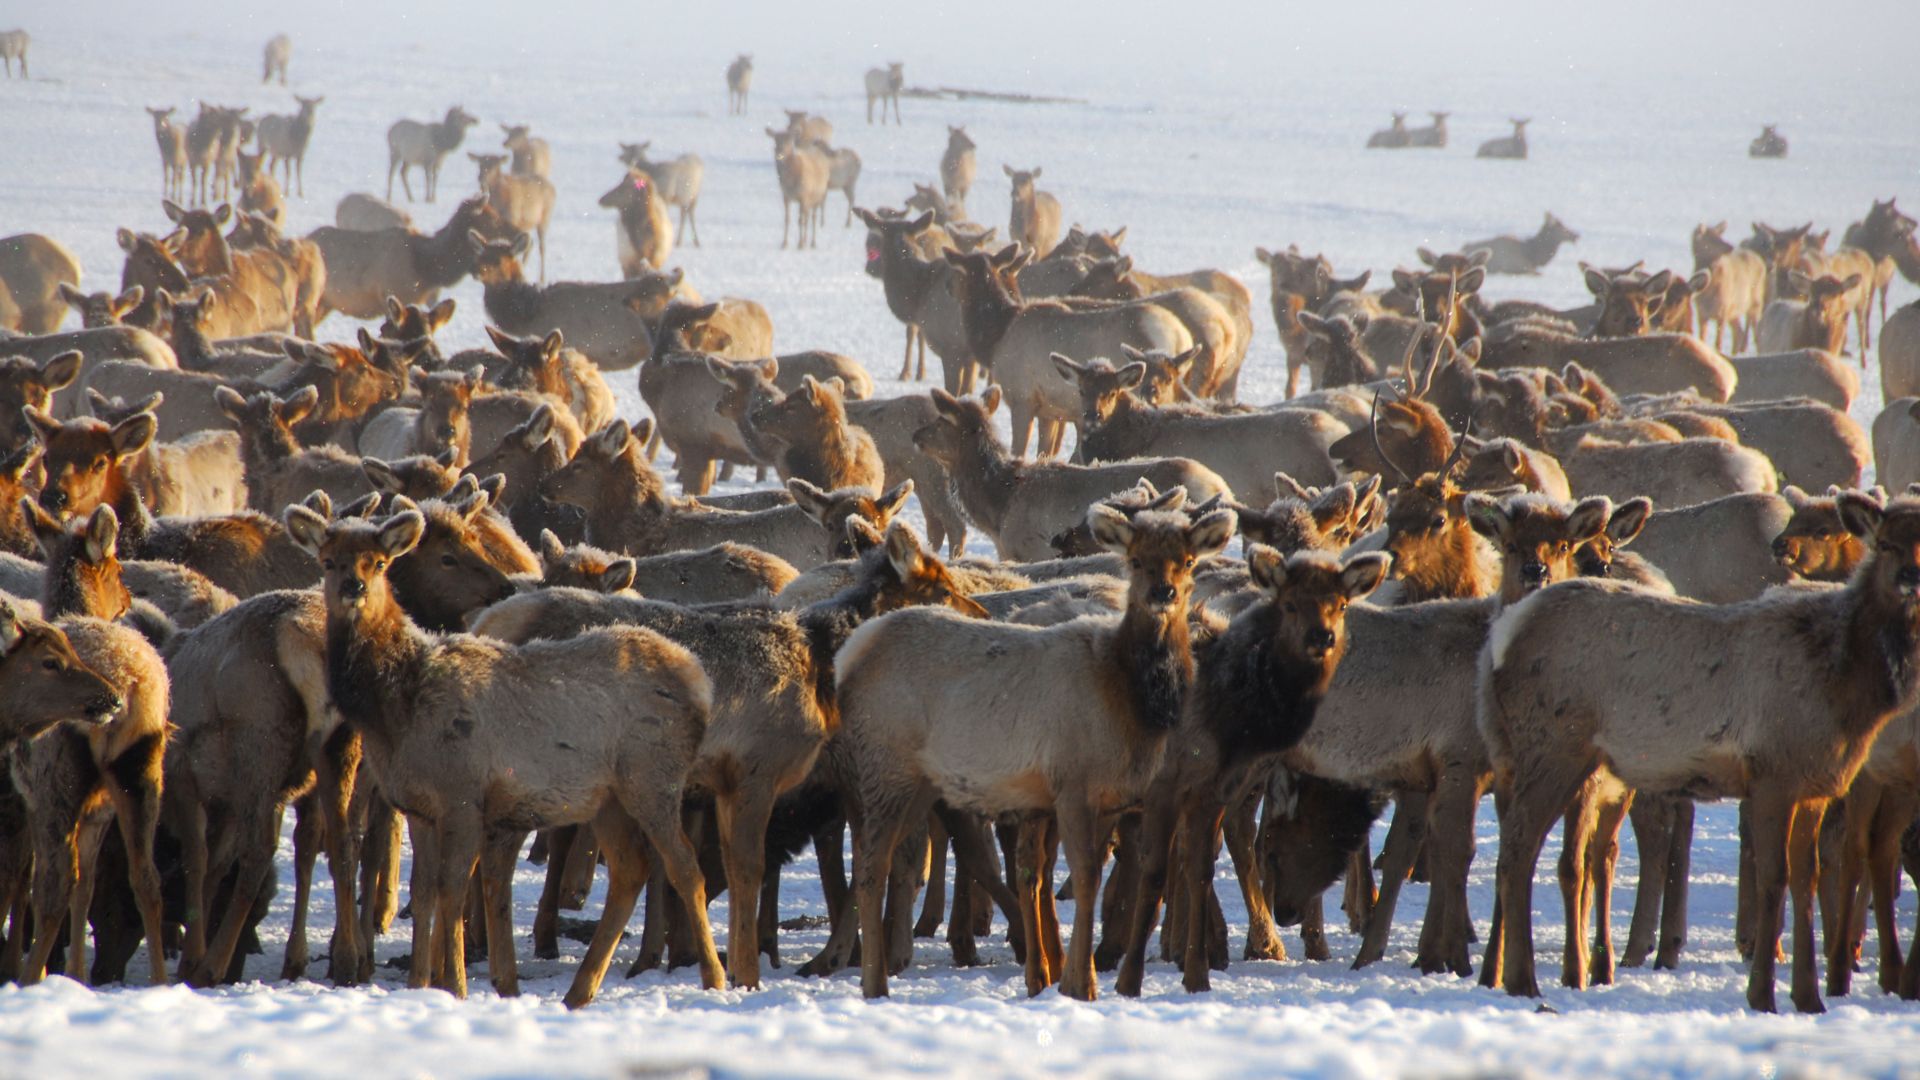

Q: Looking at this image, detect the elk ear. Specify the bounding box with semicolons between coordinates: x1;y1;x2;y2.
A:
875;479;915;519
1186;508;1238;558
58;283;87;308
542;330;565;360
1087;503;1135;554
1464;493;1510;542
1843;273;1863;292
429;298;456;330
1687;269;1711;293
1837;490;1885;540
108;411;157;459
844;514;885;556
1115;362;1147;390
84;505;119;564
362;458;401;494
590;419;632;457
162;200;186;224
1566;496;1614;545
1607;497;1652;545
212;203;233;227
1340;552;1392;600
883;518;929;579
1583;268;1611;297
41;351;83;392
339;491;385;520
978;385;1003;415
518;403;556;448
377;511;426;559
280;385;320;428
1274;471;1312;502
1050;353;1083;382
117;228;138;253
484;325;515;352
599;559;637;594
1246;544;1287;596
283;504;329;556
1454;337;1483;367
786;477;831;519
537;529;567;565
0;597;22;654
1781;484;1808;509
1416;247;1440;267
1297;311;1327;334
1310;483;1357;533
929;388;961;415
23;497;63;556
1498;441;1525;475
1003;164;1016;178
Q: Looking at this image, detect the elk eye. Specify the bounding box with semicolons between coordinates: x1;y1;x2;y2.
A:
1184;557;1195;569
1283;602;1297;614
92;457;108;472
1504;543;1517;554
321;560;334;571
42;659;58;672
1130;558;1141;569
374;559;387;570
1430;516;1445;530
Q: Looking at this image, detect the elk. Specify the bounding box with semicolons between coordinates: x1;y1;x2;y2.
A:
1055;351;1343;492
1004;166;1062;259
307;195;511;322
472;325;615;431
57;284;143;331
618;142;704;247
469;232;654;373
1551;434;1777;510
866;62;904;124
1366;112;1410;148
1884;302;1920;402
26;406;316;597
1067;260;1245;399
600;167;675;274
749;374;886;491
1461;436;1573;501
217;386;372;515
1750;124;1788;158
819;143;862;229
0;232;82;335
1585;266;1674;337
12;503;171;988
768;128;829;250
1730;349;1856;409
1480;320;1735;400
540;418;843;569
1692;223;1770;353
0;599;120;744
284;504;721;1008
943;247;1192;457
1771;485;1871;582
1757;272;1864;355
386;106;478;203
1461;213;1579;275
497;123;550;178
941;126;977;214
235;150;286;228
855;209;982;393
837;498;1237;999
146;107;187;201
256;95;322;197
469;152;554;281
910;386;1230;561
184;104;239;205
533;529;796;604
261;33;290;84
1480;490;1920;1013
726;54;753;114
83;388;246;517
1477;118;1529;159
334;193;411;232
160;201;300;336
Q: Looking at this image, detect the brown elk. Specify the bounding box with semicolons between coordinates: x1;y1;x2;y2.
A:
618;142;704;247
146;107;187;202
1461;213;1580;275
1004;166;1062;259
471;152;555;281
768;128;829;250
307;196;513;322
941;126;977;214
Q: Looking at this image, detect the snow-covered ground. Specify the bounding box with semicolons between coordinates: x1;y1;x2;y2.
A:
3;2;1920;1075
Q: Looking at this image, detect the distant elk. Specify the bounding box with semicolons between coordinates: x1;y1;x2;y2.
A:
500;123;551;179
1366;112;1409;148
1461;212;1580;275
726;54;753;115
1406;111;1449;147
941;126;976;214
1005;165;1061;259
387;105;478;203
186;103;248;205
470;152;555;280
0;29;28;79
1750;125;1788;159
256;95;322;197
146;106;187;202
261;33;291;85
1477;118;1529;159
767;127;829;249
866;62;904;124
619;141;705;247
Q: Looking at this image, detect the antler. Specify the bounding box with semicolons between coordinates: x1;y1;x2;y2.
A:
1368;392;1414;487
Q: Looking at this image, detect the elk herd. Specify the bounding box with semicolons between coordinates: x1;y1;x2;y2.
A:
5;25;1920;1026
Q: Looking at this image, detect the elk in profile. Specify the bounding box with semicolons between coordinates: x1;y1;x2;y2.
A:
1461;213;1580;275
307;195;511;321
386;106;478;203
499;123;551;178
256;95;322;197
1005;166;1062;259
261;33;290;85
618;141;704;247
768;128;829;250
1750;125;1788;159
726;54;753;115
941;126;977;214
1366;112;1409;148
866;62;904;124
1406;111;1449;147
1477;119;1529;159
147;107;187;201
1691;222;1769;353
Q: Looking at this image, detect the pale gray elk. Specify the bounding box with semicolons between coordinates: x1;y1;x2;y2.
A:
386;106;478;203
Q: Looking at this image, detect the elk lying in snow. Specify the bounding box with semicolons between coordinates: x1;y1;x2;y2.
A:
1406;111;1449;147
1750;125;1788;158
837;499;1237;999
1479;490;1920;1013
284;505;720;1008
1004;166;1062;259
941;126;977;213
866;62;904;124
618;141;704;247
1055;351;1344;493
386;106;478;203
533;529;796;604
1366;113;1409;148
471;152;555;281
943;247;1192;457
912;387;1231;561
12;504;171;988
1461;213;1579;275
1729;349;1856;409
1477;119;1529;159
1553;435;1777;509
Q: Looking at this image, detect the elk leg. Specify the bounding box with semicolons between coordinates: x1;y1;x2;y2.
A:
626;854;666;977
1745;792;1794;1012
885;819;927;976
1497;761;1591;999
854;794;918;998
173;792;211;980
433;823;478;998
1095;816;1139;972
1558;787;1600;989
404;818;438;990
1588;788;1632;986
1221;788;1283;963
899;326;917;381
559;823;598;910
1343;840;1376;934
1418;773;1481;977
1622;796;1673;968
1869;790;1918;994
283;794;319;980
915;814;949;939
1654;799;1694;969
1053;797;1105;1001
759;854;782;968
1736;799;1757;960
1115;793;1178;996
1787;798;1829;1013
1179;803;1226;993
563;810;647;1010
1828;789;1875;997
719;786;777;990
1355;790;1426;969
633;794;724;991
532;826;574;960
933;804;1025;962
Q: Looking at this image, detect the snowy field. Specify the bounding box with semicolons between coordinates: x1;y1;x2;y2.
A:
3;1;1920;1076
